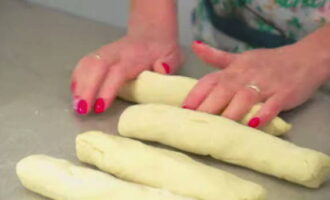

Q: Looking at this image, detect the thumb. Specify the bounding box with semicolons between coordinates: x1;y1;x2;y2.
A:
192;40;237;69
153;50;184;75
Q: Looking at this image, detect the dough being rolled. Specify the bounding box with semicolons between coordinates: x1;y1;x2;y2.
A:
16;155;194;200
118;71;291;136
118;104;330;188
76;131;266;200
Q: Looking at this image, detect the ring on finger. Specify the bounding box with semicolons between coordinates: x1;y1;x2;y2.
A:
89;52;102;60
246;83;261;93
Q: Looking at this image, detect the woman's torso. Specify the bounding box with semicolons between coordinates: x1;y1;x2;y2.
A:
193;0;330;52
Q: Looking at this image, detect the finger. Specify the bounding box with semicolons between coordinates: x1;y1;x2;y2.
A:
182;73;220;110
192;40;237;69
72;54;113;115
70;80;77;93
94;64;127;114
222;87;260;121
247;94;285;128
153;49;184;75
197;83;236;114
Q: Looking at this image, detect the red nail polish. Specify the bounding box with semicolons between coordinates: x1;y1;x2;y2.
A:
76;99;88;115
94;98;105;114
162;62;170;74
70;81;77;92
248;117;260;128
195;40;202;44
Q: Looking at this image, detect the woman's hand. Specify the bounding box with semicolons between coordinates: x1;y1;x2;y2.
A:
183;40;330;128
71;35;182;115
71;0;181;115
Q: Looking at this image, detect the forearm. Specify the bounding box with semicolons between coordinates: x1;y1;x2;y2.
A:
295;24;330;80
128;0;178;41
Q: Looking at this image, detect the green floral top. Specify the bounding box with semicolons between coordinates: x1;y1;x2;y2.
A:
192;0;330;52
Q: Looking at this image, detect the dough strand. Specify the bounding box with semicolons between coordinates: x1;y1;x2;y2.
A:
118;71;291;136
16;155;195;200
76;131;266;200
118;104;330;188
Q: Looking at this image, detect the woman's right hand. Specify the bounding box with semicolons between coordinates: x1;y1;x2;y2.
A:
71;34;183;115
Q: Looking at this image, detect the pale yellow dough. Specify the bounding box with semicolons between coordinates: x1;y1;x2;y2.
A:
16;155;195;200
76;131;266;200
118;71;291;136
118;104;330;188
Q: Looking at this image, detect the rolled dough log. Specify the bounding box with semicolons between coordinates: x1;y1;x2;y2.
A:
76;131;266;200
16;155;194;200
118;104;330;188
118;71;291;136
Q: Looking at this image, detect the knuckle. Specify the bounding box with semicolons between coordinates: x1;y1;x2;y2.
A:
220;70;244;85
263;103;281;118
261;110;274;119
217;77;239;92
200;73;220;85
190;87;206;99
271;101;282;111
225;113;241;121
215;84;235;97
79;54;107;67
241;90;256;102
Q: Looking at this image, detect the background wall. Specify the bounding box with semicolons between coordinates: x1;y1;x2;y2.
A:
26;0;196;45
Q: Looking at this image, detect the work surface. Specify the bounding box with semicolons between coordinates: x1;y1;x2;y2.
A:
1;0;330;199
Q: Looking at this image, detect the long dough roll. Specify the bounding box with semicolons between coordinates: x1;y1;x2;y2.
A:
16;155;194;200
118;71;291;136
118;104;330;188
76;131;266;200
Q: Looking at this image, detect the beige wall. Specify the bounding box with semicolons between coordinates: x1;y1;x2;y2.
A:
26;0;197;45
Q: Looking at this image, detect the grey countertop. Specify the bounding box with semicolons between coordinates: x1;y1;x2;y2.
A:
1;0;330;199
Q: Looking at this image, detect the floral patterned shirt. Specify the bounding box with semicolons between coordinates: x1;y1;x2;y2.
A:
192;0;330;52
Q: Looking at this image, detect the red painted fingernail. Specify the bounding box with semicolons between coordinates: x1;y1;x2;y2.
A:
70;81;77;92
162;62;170;74
94;98;105;114
75;99;88;115
248;117;260;128
195;40;202;44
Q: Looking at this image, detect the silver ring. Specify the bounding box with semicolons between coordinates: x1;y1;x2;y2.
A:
89;52;102;60
246;83;261;93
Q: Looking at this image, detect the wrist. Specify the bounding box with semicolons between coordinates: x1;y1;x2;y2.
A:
127;20;177;42
294;25;330;81
127;0;178;41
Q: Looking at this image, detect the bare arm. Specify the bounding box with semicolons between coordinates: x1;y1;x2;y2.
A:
128;0;178;41
294;24;330;81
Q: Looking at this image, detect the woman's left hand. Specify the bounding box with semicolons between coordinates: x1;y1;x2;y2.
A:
183;41;330;128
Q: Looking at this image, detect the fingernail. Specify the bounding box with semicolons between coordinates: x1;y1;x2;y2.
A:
75;99;88;115
94;98;105;114
70;81;77;92
182;105;194;110
195;40;203;44
162;62;170;74
248;117;260;128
